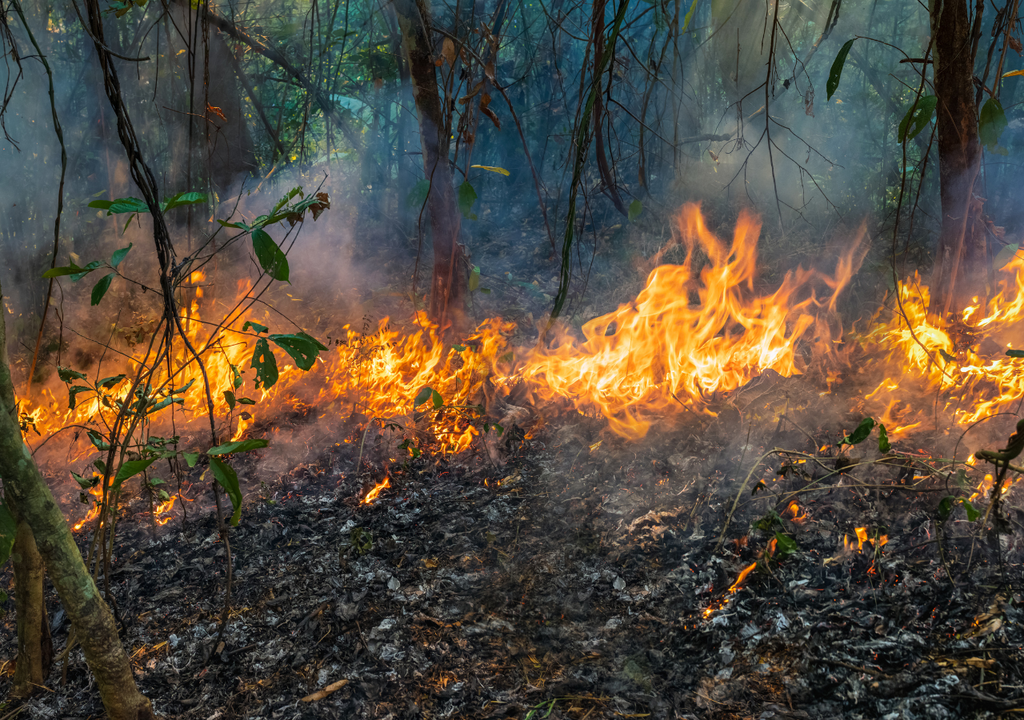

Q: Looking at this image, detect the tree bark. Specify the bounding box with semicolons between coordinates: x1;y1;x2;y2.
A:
394;0;468;330
9;494;52;699
929;0;986;318
0;279;158;720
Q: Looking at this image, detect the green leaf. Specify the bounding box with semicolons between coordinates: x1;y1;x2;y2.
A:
269;332;327;371
110;243;133;268
628;199;643;222
980;97;1009;151
87;430;110;451
207;438;269;455
414;387;435;407
251;337;279;390
236;397;256;405
898;95;938;143
71;471;98;489
68;385;92;410
469;164;510;176
962;499;981;522
826;39;856;101
183;452;200;468
877;424;891;453
406;179;430;208
457;181;478;220
469;266;481;292
97;374;127;390
91;273;115;306
70;261;103;282
43;264;85;279
840;418;875;445
773;531;798;558
209;456;243;526
58;366;88;382
431;389;443;409
251;228;290;282
162;191;207;211
91;197;149;215
1007;349;1024;358
243;321;268;335
938;495;954;523
224;390;236;410
114;458;157;485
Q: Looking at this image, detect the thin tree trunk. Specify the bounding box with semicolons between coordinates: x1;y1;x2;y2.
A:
394;0;468;330
929;0;986;318
0;279;158;720
10;494;52;699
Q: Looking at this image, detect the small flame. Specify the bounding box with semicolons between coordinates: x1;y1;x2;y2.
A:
154;496;177;525
362;477;390;504
787;501;807;523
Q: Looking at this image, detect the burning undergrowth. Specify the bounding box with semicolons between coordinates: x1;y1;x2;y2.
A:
4;205;1024;717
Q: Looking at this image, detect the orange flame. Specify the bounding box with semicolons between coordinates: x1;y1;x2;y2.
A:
362;477;390;504
517;204;865;439
154;496;177;525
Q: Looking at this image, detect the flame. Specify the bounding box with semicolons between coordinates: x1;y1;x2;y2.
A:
72;485;102;532
866;251;1024;432
517;204;865;439
362;477;390;504
154;496;177;525
703;561;758;618
787;501;807;523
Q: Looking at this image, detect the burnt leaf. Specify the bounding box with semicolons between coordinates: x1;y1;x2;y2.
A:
1007;349;1024;358
209;456;243;526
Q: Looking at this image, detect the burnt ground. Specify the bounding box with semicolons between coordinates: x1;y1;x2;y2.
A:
2;375;1024;720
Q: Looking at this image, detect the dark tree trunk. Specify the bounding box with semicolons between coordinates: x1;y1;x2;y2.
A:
929;0;986;318
10;495;52;699
394;0;468;330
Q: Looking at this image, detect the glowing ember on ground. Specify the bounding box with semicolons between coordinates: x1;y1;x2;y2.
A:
703;561;759;619
362;477;390;504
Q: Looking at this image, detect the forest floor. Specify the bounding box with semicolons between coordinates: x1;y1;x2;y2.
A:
2;369;1024;720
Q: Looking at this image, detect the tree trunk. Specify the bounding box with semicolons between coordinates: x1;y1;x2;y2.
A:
394;0;468;330
0;280;158;720
9;495;52;699
929;0;986;318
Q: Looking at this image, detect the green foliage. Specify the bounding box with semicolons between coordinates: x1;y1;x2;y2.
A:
209;456;243;526
252;229;290;282
251;337;279;390
840;417;874;445
980;97;1008;153
457;180;478;220
898;96;937;142
938;495;981;523
628;199;643;221
827;39;856;100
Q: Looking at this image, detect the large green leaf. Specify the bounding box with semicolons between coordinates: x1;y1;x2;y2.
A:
89;196;149;215
110;243;133;268
827;39;856;101
251;229;290;282
251;337;279;390
840;417;875;446
209;456;243;526
269;332;327;371
162;191;207;211
91;273;115;306
114;457;158;485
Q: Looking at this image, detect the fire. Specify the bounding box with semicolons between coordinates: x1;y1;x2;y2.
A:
362;477;390;504
517;204;865;439
703;561;758;619
865;251;1024;433
153;496;177;525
